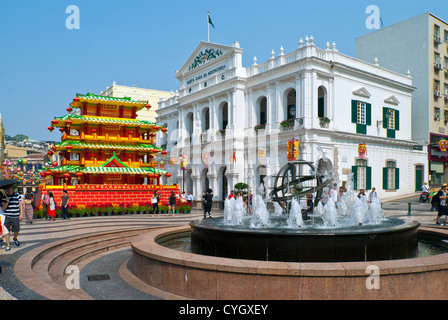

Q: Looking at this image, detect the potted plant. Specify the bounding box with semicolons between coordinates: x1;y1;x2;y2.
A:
216;129;226;136
280;118;294;129
319;117;330;127
159;205;168;214
254;124;266;131
131;204;139;214
183;205;192;214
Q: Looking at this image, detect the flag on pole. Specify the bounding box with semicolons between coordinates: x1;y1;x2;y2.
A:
208;12;215;29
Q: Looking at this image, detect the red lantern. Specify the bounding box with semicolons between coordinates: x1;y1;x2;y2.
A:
165;173;172;178
52;161;58;167
47;151;53;156
75;172;83;178
152;126;160;130
63;173;71;179
65;120;73;127
48;126;54;132
66;145;73;151
51;120;58;125
73;97;80;102
161;150;167;156
52;145;57;152
147;173;155;178
161;128;168;133
59;128;65;132
152;149;159;154
66;107;73;113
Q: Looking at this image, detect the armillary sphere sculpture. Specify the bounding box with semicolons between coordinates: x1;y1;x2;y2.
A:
269;160;332;217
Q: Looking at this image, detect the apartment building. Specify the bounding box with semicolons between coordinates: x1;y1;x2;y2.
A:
356;12;448;186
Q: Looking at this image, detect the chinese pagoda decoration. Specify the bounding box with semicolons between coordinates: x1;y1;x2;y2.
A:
37;93;178;207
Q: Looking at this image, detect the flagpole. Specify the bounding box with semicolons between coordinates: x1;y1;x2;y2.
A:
207;12;210;42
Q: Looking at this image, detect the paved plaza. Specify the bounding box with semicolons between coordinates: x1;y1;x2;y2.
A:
0;193;444;300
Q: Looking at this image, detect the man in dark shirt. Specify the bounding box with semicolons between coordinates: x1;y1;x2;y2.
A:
436;183;448;225
61;190;70;220
2;185;23;251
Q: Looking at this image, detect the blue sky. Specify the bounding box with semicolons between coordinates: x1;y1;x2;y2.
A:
0;0;447;141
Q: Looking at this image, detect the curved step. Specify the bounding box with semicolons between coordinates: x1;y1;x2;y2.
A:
14;226;171;300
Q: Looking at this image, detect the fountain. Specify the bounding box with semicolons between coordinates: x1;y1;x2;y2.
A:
190;160;419;262
131;157;448;299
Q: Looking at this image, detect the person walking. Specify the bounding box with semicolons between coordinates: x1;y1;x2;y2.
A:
150;191;160;216
436;184;448;225
61;190;70;220
186;192;193;206
23;193;34;224
368;187;378;203
47;192;56;221
0;190;9;249
2;185;24;251
168;191;177;216
42;190;50;220
203;189;213;218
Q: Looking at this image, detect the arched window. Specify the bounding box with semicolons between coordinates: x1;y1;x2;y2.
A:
318;86;327;118
221;103;228;130
286;89;296;120
259;97;267;125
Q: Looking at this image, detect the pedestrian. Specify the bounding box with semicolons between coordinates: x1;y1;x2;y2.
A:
186;192;193;206
357;189;366;200
168;191;177;216
247;190;253;214
228;190;235;199
151;191;159;216
47;192;56;221
337;187;345;203
0;190;9;249
61;190;70;220
2;184;24;251
24;193;34;224
204;189;213;218
330;183;338;204
42;190;50;220
368;187;378;203
181;191;186;202
436;183;448;225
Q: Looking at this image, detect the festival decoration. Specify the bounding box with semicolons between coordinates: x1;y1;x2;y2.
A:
287;140;299;161
358;143;367;159
230;152;236;163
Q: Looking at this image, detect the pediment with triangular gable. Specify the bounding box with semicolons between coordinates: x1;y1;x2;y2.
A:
101;152;129;168
352;87;371;99
177;41;241;76
384;95;400;106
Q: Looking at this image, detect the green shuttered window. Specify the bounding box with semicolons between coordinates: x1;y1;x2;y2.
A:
351;100;371;134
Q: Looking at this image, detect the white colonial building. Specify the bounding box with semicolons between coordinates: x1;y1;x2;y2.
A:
156;37;428;204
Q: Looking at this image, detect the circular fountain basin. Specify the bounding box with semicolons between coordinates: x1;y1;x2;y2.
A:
190;218;420;262
131;225;448;300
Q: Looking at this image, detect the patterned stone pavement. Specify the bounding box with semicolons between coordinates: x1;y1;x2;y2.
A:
0;193;444;300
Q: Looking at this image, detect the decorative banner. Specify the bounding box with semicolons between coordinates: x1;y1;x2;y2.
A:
180;154;188;170
439;140;448;152
257;148;265;161
230;152;236;163
287;140;299;161
439;140;448;159
202;153;211;166
358;143;367;159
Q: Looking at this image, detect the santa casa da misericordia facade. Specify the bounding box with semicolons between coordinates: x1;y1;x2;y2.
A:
156;36;428;203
